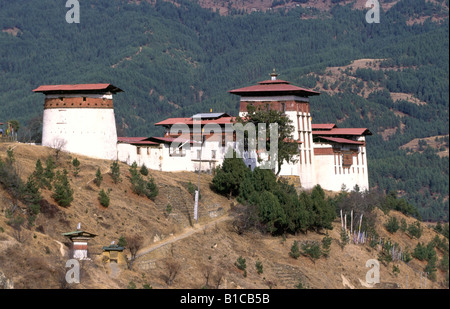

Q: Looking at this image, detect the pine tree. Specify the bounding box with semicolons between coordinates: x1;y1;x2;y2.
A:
31;159;47;189
52;169;73;207
140;164;149;176
94;167;103;187
321;231;333;258
22;175;42;226
43;157;56;189
110;161;121;184
340;228;349;250
289;241;301;259
72;158;80;177
98;189;110;207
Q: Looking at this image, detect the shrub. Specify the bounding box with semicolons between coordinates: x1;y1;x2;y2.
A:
255;260;263;275
289;241;301;259
235;256;247;277
98;189;110;207
235;256;246;271
385;216;400;234
301;241;322;263
165;203;172;215
408;221;423;239
400;218;407;232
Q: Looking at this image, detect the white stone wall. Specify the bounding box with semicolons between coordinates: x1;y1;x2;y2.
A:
42;108;118;161
313;141;369;192
117;141;231;173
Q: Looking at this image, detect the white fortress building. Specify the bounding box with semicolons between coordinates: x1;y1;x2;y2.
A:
34;73;371;192
33;83;122;161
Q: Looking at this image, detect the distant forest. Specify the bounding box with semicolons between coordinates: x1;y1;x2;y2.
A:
0;0;448;221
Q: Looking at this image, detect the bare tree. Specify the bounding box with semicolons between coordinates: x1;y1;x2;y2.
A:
213;268;225;289
202;264;213;288
52;138;67;162
163;258;181;286
126;234;143;270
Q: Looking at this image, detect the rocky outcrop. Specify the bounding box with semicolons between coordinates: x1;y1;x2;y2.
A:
0;271;14;289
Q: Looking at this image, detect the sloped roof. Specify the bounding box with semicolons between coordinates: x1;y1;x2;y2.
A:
229;79;320;97
155;117;236;126
315;136;364;145
192;112;231;119
117;137;159;145
312;128;372;136
33;83;123;94
61;230;97;238
311;123;337;130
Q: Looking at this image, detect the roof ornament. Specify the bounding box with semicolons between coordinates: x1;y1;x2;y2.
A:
270;68;278;81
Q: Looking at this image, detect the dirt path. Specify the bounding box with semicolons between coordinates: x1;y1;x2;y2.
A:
136;215;232;258
54;240;65;257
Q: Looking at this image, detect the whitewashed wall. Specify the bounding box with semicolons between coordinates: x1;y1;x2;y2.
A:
42;108;118;160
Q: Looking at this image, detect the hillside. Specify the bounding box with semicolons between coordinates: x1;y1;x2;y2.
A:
0;0;448;220
0;142;448;289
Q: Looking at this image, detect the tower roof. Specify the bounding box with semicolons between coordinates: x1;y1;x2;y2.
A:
33;83;123;94
229;72;320;97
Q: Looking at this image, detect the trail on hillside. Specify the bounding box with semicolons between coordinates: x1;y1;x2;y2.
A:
135;215;232;259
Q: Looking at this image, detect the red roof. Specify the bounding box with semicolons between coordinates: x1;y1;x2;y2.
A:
33;83;123;94
148;136;200;145
155;117;236;126
229;79;320;97
315;136;364;145
117;137;158;145
312;128;372;136
311;123;336;130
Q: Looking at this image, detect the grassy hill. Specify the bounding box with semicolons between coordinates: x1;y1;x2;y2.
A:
0;142;448;289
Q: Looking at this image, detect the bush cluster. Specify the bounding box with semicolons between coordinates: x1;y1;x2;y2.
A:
212;154;335;235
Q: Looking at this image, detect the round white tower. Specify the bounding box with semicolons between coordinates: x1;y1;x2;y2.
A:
33;83;123;161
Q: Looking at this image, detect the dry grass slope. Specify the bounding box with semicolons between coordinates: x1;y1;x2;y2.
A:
0;142;447;289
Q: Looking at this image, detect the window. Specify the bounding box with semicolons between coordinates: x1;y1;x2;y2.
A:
137;147;141;155
197;150;201;160
342;153;353;167
211;150;216;159
281;102;286;113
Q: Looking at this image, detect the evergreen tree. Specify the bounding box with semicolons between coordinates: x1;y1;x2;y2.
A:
98;189;110;207
72;158;80;177
385;216;400;234
52;169;73;207
22;175;42;225
212;151;250;198
43;158;56;190
94;167;103;187
110;161;121;184
321;231;333;258
289;240;301;259
140;164;149;176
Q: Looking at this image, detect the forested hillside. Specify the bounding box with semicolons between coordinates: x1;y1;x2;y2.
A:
0;0;448;221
